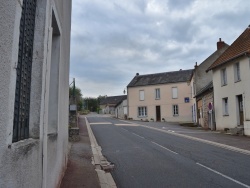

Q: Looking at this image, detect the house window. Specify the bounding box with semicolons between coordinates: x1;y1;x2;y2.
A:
139;90;144;101
221;68;227;86
173;105;179;116
222;98;229;116
234;62;241;82
172;87;178;99
138;107;147;117
155;88;160;99
13;0;37;142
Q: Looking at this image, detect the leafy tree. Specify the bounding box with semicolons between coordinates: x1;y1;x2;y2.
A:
83;97;98;112
69;86;83;111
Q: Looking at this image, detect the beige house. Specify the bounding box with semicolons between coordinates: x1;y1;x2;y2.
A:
207;26;250;136
127;70;193;122
191;39;229;128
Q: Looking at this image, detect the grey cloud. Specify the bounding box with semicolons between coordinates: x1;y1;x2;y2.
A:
70;0;250;97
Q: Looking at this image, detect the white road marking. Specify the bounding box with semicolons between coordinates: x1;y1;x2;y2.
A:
168;130;175;133
196;163;250;188
115;123;138;126
89;122;112;125
121;128;128;132
151;141;178;155
132;133;145;139
140;124;250;156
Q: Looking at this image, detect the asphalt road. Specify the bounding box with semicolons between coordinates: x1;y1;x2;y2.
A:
87;115;250;188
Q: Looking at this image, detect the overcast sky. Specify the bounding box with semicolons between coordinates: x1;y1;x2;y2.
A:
70;0;250;98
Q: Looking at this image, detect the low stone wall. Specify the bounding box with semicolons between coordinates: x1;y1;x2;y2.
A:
69;127;80;142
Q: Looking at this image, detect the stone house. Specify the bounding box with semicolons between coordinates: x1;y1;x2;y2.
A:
207;26;250;136
127;70;193;122
191;39;229;128
0;0;72;187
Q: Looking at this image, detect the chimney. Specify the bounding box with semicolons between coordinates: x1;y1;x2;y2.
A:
217;38;225;50
194;62;198;69
136;73;139;76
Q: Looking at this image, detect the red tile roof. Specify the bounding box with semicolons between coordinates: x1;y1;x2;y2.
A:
207;27;250;71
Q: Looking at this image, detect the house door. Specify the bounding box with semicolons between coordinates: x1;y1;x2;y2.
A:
237;95;244;125
156;106;161;122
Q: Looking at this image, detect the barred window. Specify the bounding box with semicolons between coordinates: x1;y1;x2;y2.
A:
13;0;37;142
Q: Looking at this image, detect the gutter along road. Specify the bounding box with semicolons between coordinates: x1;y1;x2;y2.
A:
87;116;250;188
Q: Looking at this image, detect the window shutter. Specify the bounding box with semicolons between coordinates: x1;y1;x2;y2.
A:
139;90;144;100
172;87;178;99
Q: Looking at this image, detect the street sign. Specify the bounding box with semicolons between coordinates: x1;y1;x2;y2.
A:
184;97;190;103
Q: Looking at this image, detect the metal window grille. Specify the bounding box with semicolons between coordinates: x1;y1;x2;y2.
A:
13;0;37;142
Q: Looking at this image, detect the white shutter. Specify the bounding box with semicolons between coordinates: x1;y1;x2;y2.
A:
139;90;144;100
172;87;178;99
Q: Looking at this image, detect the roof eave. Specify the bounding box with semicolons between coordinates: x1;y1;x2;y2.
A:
206;52;250;72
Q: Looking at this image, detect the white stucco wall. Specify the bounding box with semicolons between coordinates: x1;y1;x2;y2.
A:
115;99;127;119
190;76;197;123
0;0;72;187
127;82;192;122
212;56;250;135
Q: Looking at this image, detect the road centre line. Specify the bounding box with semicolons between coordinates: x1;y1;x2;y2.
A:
89;122;112;125
132;132;145;139
196;163;250;188
151;141;178;155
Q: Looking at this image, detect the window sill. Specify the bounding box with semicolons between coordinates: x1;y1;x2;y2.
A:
173;115;179;117
138;116;148;118
223;114;229;116
155;98;160;100
221;84;227;87
10;138;39;150
234;79;241;83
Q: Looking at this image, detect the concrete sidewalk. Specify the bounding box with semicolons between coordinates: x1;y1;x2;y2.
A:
60;116;100;188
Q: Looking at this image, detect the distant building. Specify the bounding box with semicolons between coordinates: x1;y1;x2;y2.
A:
0;1;72;187
207;26;250;136
115;98;128;119
127;70;193;122
99;95;127;115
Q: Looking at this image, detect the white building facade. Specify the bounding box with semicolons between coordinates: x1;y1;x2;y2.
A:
208;27;250;136
0;0;72;187
212;56;250;135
